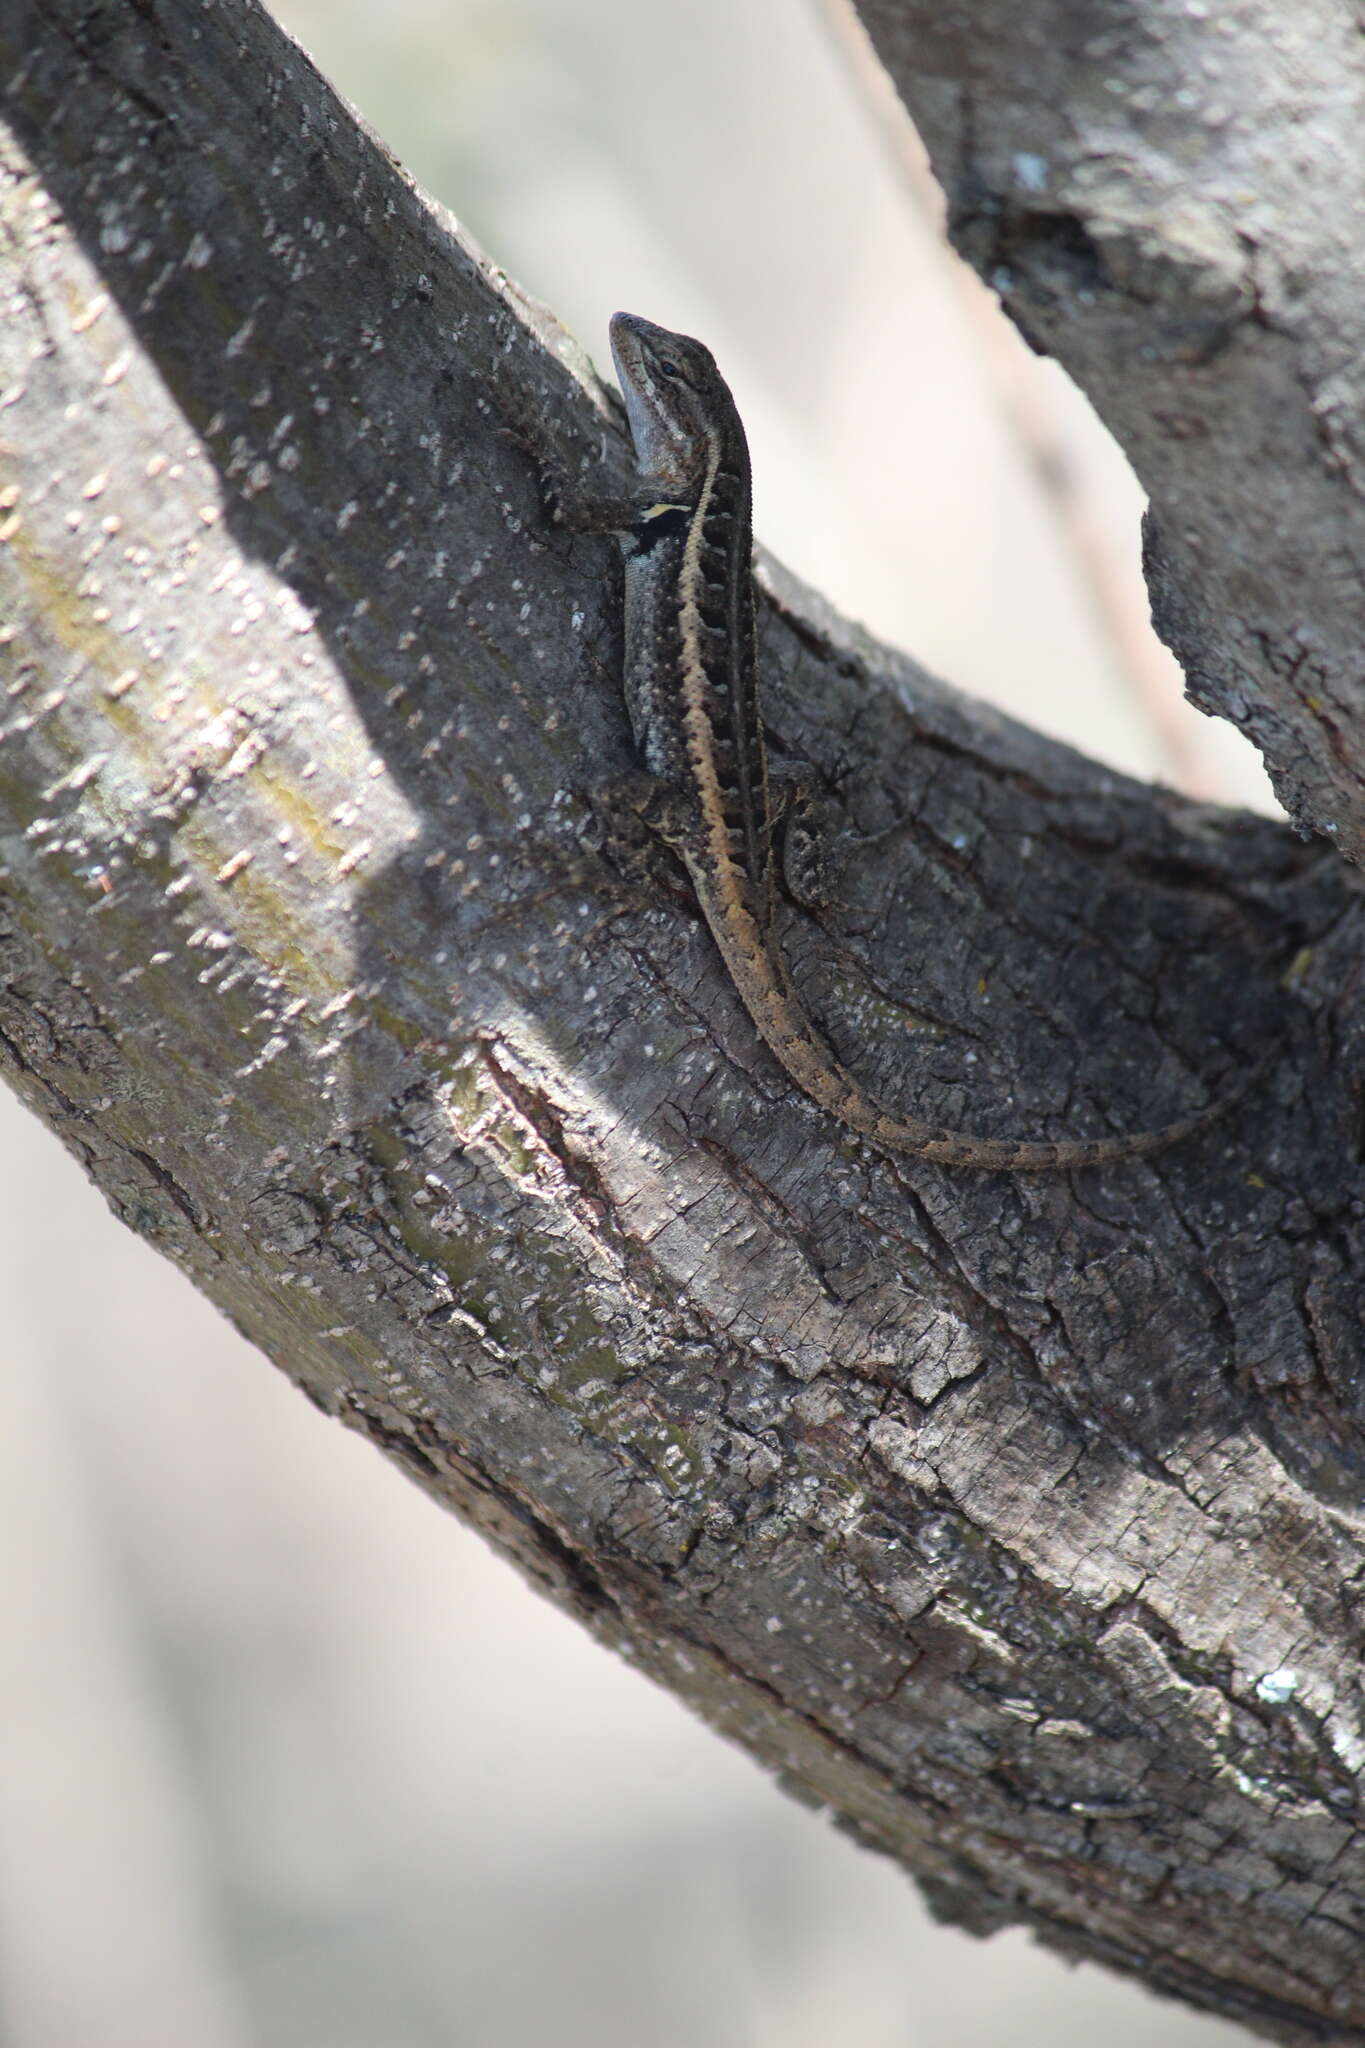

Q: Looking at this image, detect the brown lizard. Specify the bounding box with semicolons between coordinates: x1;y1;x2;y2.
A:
600;310;1246;1170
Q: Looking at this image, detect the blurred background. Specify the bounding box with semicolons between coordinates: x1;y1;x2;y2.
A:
1;2;1278;2043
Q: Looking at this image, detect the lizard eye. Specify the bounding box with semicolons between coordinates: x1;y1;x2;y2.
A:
657;358;682;380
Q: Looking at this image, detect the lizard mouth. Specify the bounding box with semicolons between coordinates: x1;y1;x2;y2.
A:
607;310;654;395
608;312;682;478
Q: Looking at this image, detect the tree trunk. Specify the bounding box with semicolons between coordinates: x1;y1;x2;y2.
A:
0;1;1361;2038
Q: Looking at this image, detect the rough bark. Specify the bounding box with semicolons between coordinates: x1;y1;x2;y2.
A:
0;1;1362;2039
850;0;1365;864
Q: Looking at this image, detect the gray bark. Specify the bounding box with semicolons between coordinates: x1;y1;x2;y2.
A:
851;0;1365;864
0;0;1362;2038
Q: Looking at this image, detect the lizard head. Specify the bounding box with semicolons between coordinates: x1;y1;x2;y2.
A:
609;312;743;490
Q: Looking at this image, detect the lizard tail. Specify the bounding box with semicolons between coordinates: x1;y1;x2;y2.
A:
695;880;1256;1171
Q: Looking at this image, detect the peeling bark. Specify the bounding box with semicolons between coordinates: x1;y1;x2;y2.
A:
0;1;1363;2039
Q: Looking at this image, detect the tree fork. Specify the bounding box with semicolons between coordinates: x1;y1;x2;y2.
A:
1;2;1363;2037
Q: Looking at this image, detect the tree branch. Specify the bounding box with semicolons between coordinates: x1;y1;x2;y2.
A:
1;1;1363;2038
849;0;1365;860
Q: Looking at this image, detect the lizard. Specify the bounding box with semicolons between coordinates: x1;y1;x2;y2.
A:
583;309;1247;1171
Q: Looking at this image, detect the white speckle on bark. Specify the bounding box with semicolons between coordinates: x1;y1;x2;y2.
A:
70;293;110;334
45;753;107;797
1324;1711;1365;1777
1253;1667;1298;1704
336;840;373;877
219;729;268;778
